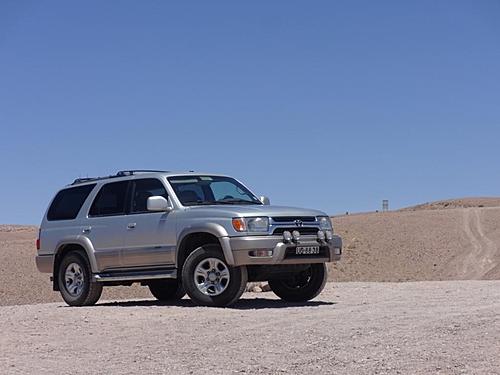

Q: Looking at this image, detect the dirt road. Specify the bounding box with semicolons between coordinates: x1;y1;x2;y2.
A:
461;208;499;278
1;281;499;375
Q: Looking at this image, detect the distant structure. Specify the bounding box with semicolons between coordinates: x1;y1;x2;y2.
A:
382;199;389;212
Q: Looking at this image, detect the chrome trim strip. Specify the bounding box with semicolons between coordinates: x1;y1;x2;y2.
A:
94;270;176;282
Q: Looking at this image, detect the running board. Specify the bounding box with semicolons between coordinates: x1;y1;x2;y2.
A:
94;268;177;282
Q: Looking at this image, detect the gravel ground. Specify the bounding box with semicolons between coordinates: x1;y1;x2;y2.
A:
1;281;499;375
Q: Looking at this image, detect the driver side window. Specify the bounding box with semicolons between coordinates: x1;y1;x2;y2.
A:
131;179;168;214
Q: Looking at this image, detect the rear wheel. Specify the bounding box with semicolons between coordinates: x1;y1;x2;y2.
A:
148;279;185;302
58;251;103;306
182;245;247;307
269;263;327;302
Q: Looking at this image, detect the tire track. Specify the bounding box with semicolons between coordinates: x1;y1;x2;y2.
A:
461;208;498;279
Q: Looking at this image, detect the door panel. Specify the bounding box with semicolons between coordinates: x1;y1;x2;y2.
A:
121;178;176;268
85;216;128;270
85;180;130;271
121;211;176;267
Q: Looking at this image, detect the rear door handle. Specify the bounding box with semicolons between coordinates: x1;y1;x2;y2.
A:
82;226;92;233
127;223;137;230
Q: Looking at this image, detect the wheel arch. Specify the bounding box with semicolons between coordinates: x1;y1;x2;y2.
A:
52;237;97;291
177;225;234;270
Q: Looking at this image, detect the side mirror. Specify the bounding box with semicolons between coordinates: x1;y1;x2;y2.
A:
259;196;270;205
147;196;172;212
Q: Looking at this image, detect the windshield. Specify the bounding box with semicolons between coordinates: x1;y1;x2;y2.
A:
168;176;262;206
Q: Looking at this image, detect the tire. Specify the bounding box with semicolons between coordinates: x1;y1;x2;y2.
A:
182;245;247;307
148;279;186;302
269;263;327;302
58;251;103;306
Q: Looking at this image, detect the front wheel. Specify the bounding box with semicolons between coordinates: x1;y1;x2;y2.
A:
182;245;247;307
269;263;327;302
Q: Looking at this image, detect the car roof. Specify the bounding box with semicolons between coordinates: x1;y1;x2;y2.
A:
67;171;231;187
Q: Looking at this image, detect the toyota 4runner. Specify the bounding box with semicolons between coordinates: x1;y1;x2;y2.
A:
35;170;342;307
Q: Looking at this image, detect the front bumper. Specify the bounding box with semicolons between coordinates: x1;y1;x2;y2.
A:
226;235;342;266
35;254;54;273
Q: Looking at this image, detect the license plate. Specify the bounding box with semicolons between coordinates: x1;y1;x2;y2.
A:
295;246;320;255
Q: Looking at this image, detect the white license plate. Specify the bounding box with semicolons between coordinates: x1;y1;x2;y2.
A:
295;246;320;255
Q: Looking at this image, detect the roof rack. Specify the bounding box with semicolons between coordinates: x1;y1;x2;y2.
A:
70;170;170;185
116;170;169;176
71;176;115;185
71;177;100;185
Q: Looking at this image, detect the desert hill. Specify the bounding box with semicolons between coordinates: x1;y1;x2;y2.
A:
331;198;500;282
401;197;500;211
1;197;499;305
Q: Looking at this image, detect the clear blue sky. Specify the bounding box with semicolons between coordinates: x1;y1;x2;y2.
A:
1;1;499;224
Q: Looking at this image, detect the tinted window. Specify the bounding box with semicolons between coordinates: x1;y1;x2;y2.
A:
176;183;204;203
211;181;246;201
168;176;261;206
47;184;96;221
131;179;168;213
89;181;129;217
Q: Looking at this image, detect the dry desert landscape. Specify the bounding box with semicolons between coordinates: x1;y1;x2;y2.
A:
1;198;499;374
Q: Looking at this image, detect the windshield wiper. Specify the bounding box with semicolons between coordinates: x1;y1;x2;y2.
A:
185;199;261;206
184;200;232;206
217;199;261;205
185;201;217;206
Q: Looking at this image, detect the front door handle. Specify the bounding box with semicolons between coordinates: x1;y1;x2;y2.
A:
82;226;92;233
127;223;137;230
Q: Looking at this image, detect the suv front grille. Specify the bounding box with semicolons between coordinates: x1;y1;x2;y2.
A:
273;227;319;236
271;216;316;223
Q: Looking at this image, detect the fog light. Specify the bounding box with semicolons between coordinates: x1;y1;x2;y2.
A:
334;247;341;255
317;230;325;241
249;249;273;257
325;230;333;241
283;230;292;243
292;230;300;242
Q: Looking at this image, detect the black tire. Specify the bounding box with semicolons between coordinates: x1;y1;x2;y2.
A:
58;251;103;306
182;245;247;307
269;263;327;302
148;279;186;302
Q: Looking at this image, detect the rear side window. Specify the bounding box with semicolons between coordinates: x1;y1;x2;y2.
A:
47;184;96;221
89;181;129;217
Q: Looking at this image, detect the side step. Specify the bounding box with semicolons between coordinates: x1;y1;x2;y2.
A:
94;268;177;282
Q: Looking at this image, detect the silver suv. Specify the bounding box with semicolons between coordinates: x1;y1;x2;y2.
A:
36;170;342;307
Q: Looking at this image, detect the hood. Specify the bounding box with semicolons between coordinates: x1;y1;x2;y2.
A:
183;204;328;218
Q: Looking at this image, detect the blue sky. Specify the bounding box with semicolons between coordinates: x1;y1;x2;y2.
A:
1;1;499;224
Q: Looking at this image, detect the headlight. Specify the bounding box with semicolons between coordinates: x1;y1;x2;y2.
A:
247;217;269;232
232;217;269;232
317;216;333;230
